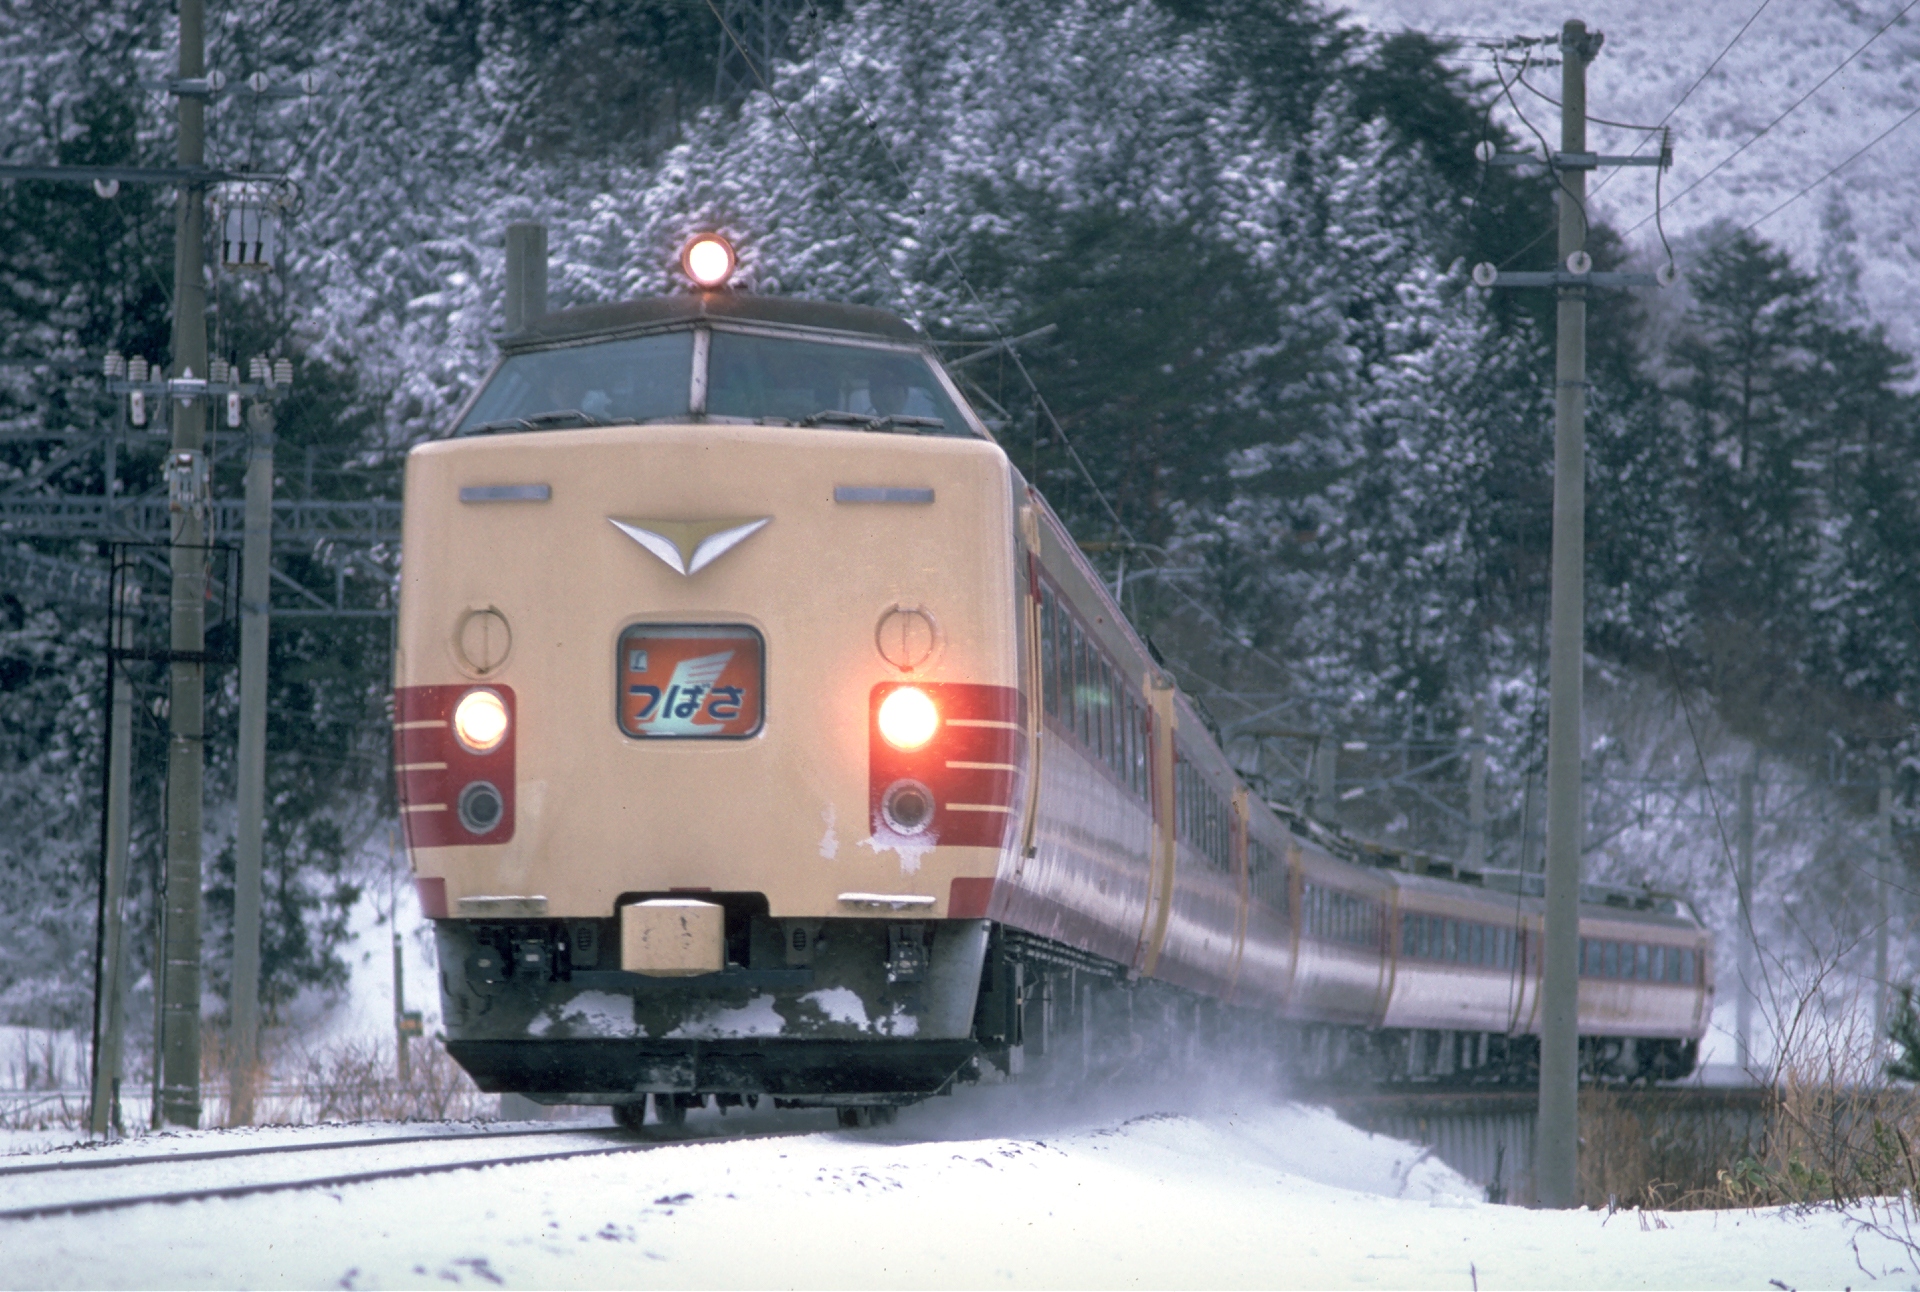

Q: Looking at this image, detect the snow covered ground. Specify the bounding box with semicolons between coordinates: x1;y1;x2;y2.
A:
3;1089;1913;1289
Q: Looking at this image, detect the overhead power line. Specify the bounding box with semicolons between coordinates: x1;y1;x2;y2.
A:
1624;0;1920;237
1589;0;1775;201
1714;99;1920;251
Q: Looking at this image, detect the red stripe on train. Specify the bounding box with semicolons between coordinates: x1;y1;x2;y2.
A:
393;684;517;848
869;682;1024;850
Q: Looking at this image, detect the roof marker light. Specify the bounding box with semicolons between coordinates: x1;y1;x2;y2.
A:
682;234;736;290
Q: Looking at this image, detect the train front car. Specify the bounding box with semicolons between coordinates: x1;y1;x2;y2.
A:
395;261;1024;1123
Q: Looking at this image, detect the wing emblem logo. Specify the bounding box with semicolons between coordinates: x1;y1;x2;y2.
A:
608;516;770;576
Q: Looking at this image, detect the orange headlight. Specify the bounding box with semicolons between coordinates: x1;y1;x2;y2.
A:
452;687;509;754
681;234;736;289
877;686;939;751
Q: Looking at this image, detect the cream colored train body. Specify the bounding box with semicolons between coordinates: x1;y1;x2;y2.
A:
396;288;1712;1115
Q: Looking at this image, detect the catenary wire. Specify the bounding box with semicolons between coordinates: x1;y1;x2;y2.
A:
1588;0;1776;201
1659;97;1920;274
1621;0;1920;237
1511;71;1666;132
1489;51;1584;266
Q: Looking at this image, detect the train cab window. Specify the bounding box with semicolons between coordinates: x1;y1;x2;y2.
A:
706;330;972;434
458;331;694;432
1634;943;1651;980
1680;949;1697;985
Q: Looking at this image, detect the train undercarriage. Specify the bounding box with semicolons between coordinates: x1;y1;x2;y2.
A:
434;905;1700;1124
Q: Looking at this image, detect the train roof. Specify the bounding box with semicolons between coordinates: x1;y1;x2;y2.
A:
501;293;923;352
1263;798;1701;923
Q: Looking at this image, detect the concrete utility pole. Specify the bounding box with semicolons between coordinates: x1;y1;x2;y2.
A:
1735;754;1757;1070
1877;755;1893;1048
160;0;210;1128
88;565;137;1138
1466;689;1490;871
1535;17;1602;1211
227;404;274;1126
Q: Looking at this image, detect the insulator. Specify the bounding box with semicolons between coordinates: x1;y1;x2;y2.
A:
210;357;229;384
249;356;269;383
128;356;150;382
273;357;293;387
104;352;124;378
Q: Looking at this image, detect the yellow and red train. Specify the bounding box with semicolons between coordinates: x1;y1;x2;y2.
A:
393;235;1712;1125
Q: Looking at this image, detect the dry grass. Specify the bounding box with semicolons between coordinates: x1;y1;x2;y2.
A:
1577;1087;1773;1210
0;1032;493;1133
1578;975;1920;1249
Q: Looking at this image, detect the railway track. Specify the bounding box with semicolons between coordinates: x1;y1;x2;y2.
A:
0;1120;801;1222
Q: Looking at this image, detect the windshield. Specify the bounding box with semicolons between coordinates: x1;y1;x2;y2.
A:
454;325;975;437
707;331;968;434
456;331;693;433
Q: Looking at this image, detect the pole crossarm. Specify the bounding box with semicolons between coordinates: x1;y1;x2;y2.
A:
1485;270;1660;289
1488;152;1670;170
0;546;112;608
0;163;272;187
0;496;401;547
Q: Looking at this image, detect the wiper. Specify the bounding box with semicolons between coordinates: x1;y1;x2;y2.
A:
799;410;946;432
799;409;871;428
465;409;605;435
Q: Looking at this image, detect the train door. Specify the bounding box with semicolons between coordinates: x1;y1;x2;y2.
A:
1133;677;1178;975
1224;786;1250;1001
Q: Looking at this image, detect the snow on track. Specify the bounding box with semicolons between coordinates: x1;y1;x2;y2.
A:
1;1099;1909;1288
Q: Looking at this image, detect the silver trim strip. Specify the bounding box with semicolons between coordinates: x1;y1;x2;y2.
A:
835;486;934;504
689;326;711;415
461;484;551;503
837;892;937;908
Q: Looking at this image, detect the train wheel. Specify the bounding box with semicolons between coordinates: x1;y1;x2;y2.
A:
612;1102;647;1132
653;1093;688;1128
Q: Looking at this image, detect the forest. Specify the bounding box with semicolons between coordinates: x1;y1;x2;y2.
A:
1;0;1914;1040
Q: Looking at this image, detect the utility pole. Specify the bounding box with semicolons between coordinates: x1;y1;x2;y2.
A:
1877;755;1893;1048
1315;737;1338;819
1466;690;1489;871
87;563;137;1138
1473;17;1669;1210
1736;754;1757;1070
1532;18;1599;1210
228;401;274;1125
160;0;210;1128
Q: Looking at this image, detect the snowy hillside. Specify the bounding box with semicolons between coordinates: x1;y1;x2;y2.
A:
1341;0;1920;352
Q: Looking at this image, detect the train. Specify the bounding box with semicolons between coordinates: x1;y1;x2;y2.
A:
392;231;1713;1127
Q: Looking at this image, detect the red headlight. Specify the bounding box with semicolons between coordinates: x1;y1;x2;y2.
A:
877;686;939;750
